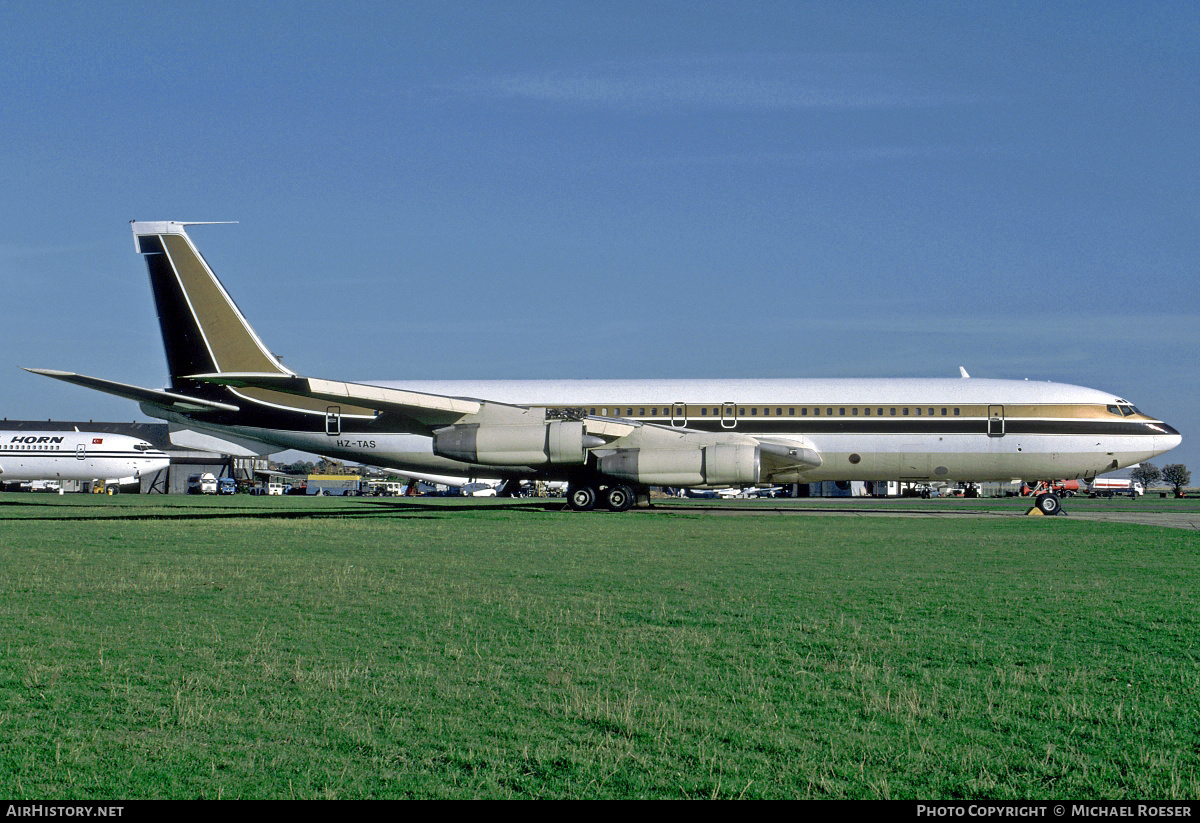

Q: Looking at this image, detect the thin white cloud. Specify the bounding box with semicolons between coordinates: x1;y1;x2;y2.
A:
450;53;974;111
590;144;1007;169
0;241;104;259
796;311;1200;346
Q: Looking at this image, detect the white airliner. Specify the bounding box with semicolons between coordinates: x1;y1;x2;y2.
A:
27;221;1182;514
688;486;783;500
0;429;169;490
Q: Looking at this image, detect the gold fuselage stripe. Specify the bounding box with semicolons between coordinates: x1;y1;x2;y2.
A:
563;403;1151;421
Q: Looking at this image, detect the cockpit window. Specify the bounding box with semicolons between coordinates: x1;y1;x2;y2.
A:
134;443;152;451
1107;405;1121;415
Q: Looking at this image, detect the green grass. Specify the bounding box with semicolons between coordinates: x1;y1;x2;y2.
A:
1;493;1198;798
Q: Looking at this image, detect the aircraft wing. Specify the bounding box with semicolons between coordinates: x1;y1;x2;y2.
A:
25;369;241;413
190;371;651;440
191;374;825;474
31;368;824;479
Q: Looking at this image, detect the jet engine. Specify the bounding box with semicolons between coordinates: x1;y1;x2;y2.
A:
433;420;601;466
597;443;760;487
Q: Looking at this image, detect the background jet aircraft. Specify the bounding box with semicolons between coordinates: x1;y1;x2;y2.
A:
0;429;169;491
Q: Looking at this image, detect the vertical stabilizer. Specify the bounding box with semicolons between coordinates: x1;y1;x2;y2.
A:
130;222;293;392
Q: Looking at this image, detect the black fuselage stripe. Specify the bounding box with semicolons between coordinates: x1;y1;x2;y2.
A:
652;420;1169;436
1;452;163;458
184;397;1173;439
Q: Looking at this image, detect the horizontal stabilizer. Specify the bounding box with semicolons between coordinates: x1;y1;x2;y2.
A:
187;372;482;428
25;369;240;412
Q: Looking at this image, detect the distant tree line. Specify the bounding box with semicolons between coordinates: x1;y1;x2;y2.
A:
1130;462;1191;496
278;460;316;475
273;458;365;476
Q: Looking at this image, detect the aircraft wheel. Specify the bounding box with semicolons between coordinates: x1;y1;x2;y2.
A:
1035;493;1061;515
568;484;597;512
604;484;635;512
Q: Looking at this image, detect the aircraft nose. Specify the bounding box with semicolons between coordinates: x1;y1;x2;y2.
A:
1156;422;1182;456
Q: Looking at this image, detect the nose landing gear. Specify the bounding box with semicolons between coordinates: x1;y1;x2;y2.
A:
1029;492;1066;516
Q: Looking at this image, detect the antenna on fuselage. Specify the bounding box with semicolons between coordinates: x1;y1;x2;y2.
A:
959;367;970;378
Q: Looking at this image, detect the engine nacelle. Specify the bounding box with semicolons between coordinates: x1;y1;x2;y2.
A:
598;444;760;487
433;420;593;466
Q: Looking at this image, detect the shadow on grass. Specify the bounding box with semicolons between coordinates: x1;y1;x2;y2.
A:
15;494;1191;523
0;497;573;522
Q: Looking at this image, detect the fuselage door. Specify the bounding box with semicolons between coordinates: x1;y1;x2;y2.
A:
326;406;342;436
671;402;687;428
76;444;86;460
987;405;1005;437
721;402;737;429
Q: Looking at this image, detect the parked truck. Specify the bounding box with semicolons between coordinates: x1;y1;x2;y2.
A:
1087;478;1144;498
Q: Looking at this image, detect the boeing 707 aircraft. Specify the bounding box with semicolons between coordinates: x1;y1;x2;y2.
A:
28;221;1182;514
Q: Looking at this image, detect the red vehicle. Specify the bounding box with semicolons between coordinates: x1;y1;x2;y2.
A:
1020;480;1081;498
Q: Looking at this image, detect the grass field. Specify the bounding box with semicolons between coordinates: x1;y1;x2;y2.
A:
1;493;1198;798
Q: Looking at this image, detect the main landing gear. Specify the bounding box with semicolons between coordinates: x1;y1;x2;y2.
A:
567;481;638;512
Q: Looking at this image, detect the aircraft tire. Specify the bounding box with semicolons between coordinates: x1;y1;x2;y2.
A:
568;484;597;512
1035;493;1061;515
604;484;635;512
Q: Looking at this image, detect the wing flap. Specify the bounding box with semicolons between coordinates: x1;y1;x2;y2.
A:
581;417;640;441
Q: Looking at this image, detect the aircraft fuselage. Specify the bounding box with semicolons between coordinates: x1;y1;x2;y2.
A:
146;376;1179;485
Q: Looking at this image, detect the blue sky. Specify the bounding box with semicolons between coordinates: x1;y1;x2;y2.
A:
2;1;1197;470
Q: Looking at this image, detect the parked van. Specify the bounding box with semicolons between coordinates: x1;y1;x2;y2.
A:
187;473;218;494
252;479;285;495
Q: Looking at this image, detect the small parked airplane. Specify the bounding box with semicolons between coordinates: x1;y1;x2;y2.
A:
27;221;1182;514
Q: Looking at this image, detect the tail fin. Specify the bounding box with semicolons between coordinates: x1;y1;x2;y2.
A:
131;221;293;394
